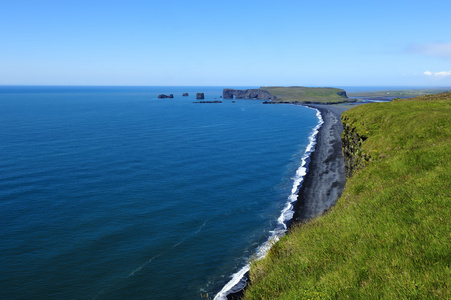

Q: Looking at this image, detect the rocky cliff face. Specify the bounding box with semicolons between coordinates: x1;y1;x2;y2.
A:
158;94;174;98
223;89;276;100
341;116;370;178
337;90;348;98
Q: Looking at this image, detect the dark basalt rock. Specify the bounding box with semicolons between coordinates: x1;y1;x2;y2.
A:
341;116;370;178
196;93;205;99
262;101;291;104
223;89;276;100
337;90;348;98
182;93;189;96
193;100;222;103
158;94;174;98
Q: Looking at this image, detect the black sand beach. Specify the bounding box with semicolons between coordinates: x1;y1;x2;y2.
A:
292;103;356;223
225;103;358;299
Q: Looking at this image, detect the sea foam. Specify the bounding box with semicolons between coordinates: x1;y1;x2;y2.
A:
214;107;324;300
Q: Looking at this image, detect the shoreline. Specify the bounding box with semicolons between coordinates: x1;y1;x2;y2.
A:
292;103;354;223
221;103;358;299
216;105;323;300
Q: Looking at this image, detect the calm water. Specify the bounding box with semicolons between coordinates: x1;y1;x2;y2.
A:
0;86;320;299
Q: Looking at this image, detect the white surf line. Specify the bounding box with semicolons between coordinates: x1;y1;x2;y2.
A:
277;107;324;230
214;107;324;300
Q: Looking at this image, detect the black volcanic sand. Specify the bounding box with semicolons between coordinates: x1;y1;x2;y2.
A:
225;103;359;299
292;103;356;223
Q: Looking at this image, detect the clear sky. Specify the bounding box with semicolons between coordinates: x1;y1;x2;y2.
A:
1;0;450;86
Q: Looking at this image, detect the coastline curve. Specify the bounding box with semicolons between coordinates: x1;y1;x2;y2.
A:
214;107;324;300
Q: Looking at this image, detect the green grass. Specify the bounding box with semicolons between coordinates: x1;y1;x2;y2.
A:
261;86;350;103
244;93;451;299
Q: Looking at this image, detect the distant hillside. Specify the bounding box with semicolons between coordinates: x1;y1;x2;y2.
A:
260;86;350;103
348;88;450;98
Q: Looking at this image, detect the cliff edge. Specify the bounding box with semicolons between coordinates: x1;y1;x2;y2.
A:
244;93;451;299
222;89;275;100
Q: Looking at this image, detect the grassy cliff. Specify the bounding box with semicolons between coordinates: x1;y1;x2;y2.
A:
244;93;451;299
261;86;350;103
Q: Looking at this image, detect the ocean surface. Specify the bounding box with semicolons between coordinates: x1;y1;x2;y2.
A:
0;86;321;299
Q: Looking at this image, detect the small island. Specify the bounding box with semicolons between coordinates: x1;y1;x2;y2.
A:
158;94;174;98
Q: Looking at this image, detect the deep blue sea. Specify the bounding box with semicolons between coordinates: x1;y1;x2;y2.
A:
0;86;321;299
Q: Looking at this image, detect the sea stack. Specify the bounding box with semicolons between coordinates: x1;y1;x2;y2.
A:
196;93;205;99
158;94;174;98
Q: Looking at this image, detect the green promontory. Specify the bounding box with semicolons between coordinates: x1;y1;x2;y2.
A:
260;86;350;103
245;93;450;299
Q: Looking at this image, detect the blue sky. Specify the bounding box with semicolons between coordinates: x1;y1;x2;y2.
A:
1;0;450;86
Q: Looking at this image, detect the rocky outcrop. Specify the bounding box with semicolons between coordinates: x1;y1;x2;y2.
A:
196;93;205;99
341;116;370;178
182;93;189;96
337;90;348;98
223;89;276;100
158;94;174;98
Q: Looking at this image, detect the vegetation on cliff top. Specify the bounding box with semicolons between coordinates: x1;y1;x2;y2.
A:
244;93;451;299
260;86;350;103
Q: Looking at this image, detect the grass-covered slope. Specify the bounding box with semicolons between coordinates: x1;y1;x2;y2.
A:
261;86;350;103
245;93;451;299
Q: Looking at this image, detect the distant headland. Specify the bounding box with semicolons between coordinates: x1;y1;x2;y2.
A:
222;86;353;104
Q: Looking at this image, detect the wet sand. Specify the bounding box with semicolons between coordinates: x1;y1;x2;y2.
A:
225;103;359;299
292;103;356;223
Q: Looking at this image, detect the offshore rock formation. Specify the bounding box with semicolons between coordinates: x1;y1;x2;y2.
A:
182;93;189;96
223;89;276;100
158;94;174;98
196;93;205;99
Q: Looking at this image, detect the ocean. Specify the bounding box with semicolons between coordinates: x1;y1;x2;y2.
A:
0;86;321;299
